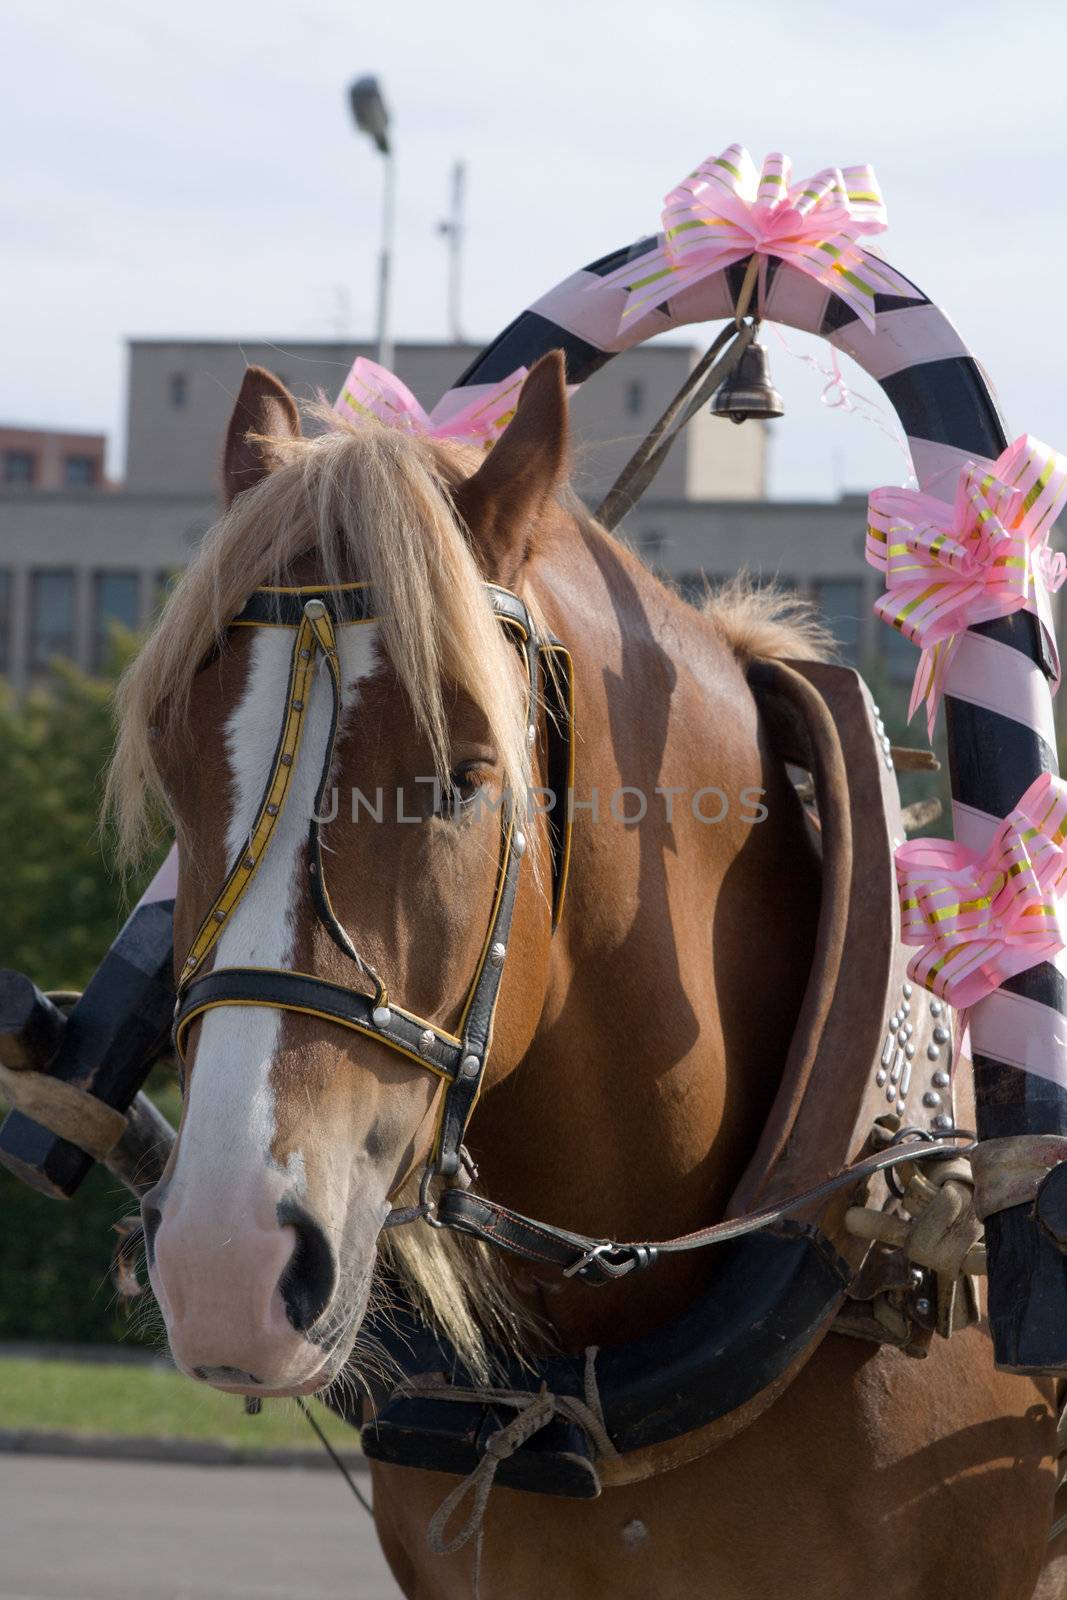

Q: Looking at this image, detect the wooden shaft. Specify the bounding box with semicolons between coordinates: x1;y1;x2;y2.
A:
0;964;177;1201
0;972;66;1073
107;1092;176;1198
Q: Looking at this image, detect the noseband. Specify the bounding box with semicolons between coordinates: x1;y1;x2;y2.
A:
172;580;574;1180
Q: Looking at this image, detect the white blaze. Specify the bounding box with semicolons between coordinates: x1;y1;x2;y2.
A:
171;622;379;1211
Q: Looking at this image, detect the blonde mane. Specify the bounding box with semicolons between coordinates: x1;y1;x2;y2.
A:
106;416;545;1378
107;417;530;864
701;571;835;665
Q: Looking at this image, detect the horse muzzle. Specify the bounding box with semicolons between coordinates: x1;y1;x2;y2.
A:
142;1177;346;1394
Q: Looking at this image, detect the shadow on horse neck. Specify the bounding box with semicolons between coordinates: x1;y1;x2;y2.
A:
468;497;824;1351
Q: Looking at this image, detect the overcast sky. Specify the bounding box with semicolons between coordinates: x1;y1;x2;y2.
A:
5;0;1066;498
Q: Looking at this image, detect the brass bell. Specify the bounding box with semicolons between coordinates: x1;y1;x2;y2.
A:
710;339;784;424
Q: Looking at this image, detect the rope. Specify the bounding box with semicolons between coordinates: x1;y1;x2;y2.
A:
391;1358;619;1594
393;1371;619;1467
583;1345;607;1436
427;1389;557;1558
295;1396;373;1518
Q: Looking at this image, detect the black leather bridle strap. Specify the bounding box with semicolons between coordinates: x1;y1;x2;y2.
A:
230;583;377;627
539;641;574;929
175;967;464;1080
431;1134;977;1284
484;585;574;929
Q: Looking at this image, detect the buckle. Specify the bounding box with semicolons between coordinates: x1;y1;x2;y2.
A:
562;1241;659;1283
562;1241;617;1279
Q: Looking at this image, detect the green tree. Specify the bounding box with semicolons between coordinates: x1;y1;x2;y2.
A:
0;632;165;990
0;634;173;1345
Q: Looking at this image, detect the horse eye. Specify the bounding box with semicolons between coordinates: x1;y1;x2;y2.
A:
437;763;488;819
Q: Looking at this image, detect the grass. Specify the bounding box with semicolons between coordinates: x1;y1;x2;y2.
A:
0;1357;359;1453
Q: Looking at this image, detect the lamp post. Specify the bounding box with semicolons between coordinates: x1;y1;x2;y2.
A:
437;160;466;343
348;75;394;370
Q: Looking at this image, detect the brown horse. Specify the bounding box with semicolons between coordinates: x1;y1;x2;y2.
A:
110;356;1060;1597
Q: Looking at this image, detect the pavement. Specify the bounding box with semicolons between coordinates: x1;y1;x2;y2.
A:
0;1455;405;1600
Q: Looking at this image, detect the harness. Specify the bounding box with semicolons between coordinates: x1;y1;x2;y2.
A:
13;575;979;1500
172;581;574;1183
173;584;970;1291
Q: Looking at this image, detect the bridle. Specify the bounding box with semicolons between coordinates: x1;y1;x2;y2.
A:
172;580;575;1183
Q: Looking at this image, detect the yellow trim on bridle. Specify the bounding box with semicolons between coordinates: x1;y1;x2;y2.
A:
180;606;323;984
174;968;460;1077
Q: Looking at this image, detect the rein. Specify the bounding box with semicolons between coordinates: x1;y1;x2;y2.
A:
172;580;968;1286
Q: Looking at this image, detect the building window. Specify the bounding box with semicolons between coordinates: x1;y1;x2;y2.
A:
93;570;140;669
625;380;645;416
64;454;98;487
169;373;189;409
813;579;863;665
4;450;35;485
0;570;10;670
30;570;77;668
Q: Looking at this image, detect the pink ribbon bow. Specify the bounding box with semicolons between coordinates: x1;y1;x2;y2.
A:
333;357;528;445
599;144;915;332
867;435;1067;737
896;772;1067;1008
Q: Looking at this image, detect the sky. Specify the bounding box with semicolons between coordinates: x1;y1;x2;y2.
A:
4;0;1067;498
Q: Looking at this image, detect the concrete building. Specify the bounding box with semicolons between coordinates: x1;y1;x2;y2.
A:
123;338;766;505
0;338;903;699
0;490;215;688
0;425;107;491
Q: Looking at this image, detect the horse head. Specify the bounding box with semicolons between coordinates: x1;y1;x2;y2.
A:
117;357;569;1396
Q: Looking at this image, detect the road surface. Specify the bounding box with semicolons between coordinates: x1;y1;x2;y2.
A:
0;1456;404;1599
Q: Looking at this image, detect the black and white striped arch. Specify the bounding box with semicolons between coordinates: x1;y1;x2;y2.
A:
446;242;1067;1144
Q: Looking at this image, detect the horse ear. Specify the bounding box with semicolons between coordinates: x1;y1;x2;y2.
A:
455;351;569;585
221;366;301;507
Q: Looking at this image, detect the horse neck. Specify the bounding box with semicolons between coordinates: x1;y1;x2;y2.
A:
469;519;821;1348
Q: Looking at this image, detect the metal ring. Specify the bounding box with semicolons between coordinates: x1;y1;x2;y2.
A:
418;1164;446;1229
884;1124;970;1198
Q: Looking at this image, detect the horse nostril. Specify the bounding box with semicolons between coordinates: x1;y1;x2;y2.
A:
276;1198;337;1334
140;1192;165;1266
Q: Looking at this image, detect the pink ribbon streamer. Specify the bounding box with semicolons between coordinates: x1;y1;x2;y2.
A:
896;772;1067;1008
867;435;1067;737
598;144;915;333
333;357;528;444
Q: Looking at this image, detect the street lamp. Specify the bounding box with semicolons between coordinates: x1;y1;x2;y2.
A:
348;75;394;369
